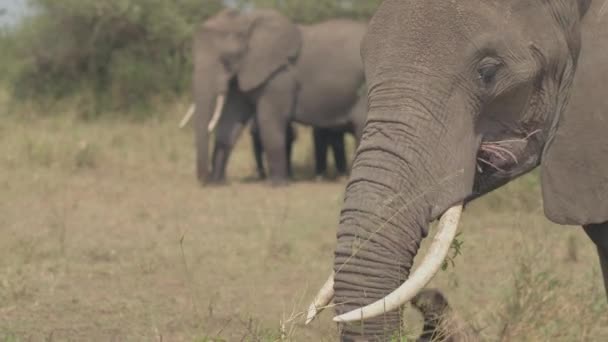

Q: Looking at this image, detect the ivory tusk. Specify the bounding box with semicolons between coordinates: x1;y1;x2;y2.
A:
179;104;196;128
333;204;463;323
207;94;226;132
305;271;335;325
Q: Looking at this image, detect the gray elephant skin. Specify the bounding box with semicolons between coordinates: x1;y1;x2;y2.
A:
306;1;608;341
192;8;367;185
250;122;353;181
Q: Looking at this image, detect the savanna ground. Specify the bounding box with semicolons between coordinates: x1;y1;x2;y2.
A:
1;92;607;341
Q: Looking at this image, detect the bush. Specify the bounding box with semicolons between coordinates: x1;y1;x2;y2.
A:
5;0;223;116
239;0;382;23
2;0;381;118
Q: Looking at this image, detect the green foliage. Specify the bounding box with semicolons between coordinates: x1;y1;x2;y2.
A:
442;232;464;271
238;0;382;23
5;0;223;116
2;0;381;118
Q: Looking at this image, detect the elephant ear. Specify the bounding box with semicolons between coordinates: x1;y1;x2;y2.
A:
577;0;591;18
237;9;302;92
541;13;608;225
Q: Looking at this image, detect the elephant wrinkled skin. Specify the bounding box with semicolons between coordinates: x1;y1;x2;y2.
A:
307;1;608;340
192;9;367;185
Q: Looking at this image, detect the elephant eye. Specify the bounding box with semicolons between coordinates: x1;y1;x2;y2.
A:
477;59;502;85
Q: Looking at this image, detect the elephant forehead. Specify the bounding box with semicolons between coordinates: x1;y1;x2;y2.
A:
203;8;242;31
363;0;536;68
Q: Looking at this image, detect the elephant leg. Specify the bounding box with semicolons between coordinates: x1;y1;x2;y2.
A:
255;109;291;186
583;223;608;299
254;68;297;186
250;121;267;180
210;144;230;184
210;119;246;183
313;128;328;178
331;131;348;176
286;124;295;179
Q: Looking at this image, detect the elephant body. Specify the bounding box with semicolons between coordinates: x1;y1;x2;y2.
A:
313;126;350;179
250;120;297;180
291;20;367;129
304;1;608;340
251;123;352;181
192;9;367;185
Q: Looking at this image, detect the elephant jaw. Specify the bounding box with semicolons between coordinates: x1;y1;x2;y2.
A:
471;129;544;199
305;203;463;324
476;129;542;175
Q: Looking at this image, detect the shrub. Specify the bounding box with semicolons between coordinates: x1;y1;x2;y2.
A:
5;0;223;115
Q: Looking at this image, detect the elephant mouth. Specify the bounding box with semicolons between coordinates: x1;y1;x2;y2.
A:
476;129;542;176
470;128;543;199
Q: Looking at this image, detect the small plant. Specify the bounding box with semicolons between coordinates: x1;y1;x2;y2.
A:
24;138;54;167
565;233;578;263
1;333;21;342
442;233;464;271
74;140;98;169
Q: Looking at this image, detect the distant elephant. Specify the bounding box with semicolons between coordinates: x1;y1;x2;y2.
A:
306;1;608;340
253;95;367;180
312;126;349;180
252;123;351;181
182;105;351;181
311;90;368;179
188;8;367;186
250;118;297;180
411;289;480;342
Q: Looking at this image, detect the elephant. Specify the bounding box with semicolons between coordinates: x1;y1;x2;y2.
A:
305;0;608;340
313;126;350;180
250;118;297;180
252;124;351;181
189;8;367;186
411;289;480;342
182;105;351;181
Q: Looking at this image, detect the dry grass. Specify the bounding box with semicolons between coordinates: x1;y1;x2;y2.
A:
0;95;606;341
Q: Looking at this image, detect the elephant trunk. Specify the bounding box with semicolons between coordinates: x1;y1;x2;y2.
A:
332;95;476;340
333;136;431;340
194;90;212;184
192;57;229;184
194;83;227;184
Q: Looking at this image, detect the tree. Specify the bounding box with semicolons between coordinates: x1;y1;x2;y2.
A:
237;0;382;23
7;0;224;114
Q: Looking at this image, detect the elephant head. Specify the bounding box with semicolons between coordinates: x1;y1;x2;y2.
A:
192;8;302;184
307;0;604;340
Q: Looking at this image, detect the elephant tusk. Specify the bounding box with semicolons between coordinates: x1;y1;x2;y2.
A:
333;203;463;323
179;104;196;128
305;271;335;325
207;94;226;132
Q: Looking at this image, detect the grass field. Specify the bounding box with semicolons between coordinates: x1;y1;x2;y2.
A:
1;98;607;341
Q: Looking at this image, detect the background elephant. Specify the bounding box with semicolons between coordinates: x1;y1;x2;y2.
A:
183;105;352;181
307;0;607;340
312;126;349;180
191;8;367;185
250;119;297;180
252;123;351;181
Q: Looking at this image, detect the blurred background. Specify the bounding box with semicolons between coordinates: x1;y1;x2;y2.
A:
0;1;606;341
0;0;379;118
